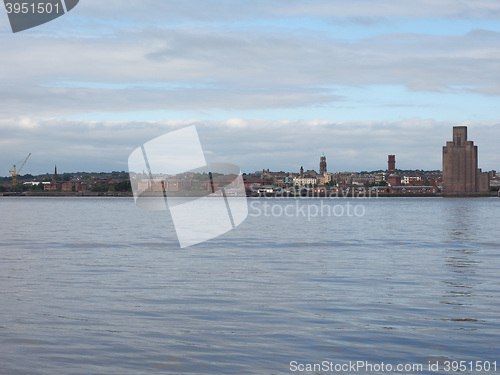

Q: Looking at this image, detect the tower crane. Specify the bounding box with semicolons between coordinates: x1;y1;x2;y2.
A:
9;153;31;185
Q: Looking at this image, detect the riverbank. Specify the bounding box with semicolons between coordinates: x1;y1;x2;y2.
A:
0;191;133;197
1;191;497;198
247;191;498;198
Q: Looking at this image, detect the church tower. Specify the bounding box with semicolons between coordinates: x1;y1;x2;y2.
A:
319;153;327;174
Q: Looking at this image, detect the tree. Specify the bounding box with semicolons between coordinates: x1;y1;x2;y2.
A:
28;183;45;192
11;183;27;192
91;186;109;192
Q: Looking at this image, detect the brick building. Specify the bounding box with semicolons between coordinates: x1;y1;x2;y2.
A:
388;155;395;174
443;126;489;194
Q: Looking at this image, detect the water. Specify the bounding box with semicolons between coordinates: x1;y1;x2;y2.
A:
0;196;499;374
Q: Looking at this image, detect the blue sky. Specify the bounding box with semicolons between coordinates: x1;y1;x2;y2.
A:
1;0;499;175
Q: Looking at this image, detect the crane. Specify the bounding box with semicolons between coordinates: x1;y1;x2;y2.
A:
9;153;31;186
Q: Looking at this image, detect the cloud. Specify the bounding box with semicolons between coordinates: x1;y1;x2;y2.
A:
1;118;498;177
277;0;500;19
72;0;500;22
0;84;340;117
1;24;500;119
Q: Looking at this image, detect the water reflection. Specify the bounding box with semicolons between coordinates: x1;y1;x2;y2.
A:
445;202;481;242
441;200;481;326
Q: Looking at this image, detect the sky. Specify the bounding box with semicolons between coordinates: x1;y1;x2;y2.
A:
1;0;500;176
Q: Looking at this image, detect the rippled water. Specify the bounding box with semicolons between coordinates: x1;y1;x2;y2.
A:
0;196;499;374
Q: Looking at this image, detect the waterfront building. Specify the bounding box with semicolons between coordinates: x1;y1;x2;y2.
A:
242;175;263;188
294;176;317;187
387;175;402;186
442;126;489;193
44;181;62;191
138;180;165;192
403;175;422;185
316;173;334;186
385;185;438;195
61;181;83;192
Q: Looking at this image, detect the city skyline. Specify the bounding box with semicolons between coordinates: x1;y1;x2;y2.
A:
2;122;497;178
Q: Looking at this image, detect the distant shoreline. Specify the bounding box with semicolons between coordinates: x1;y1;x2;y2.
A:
1;192;497;198
0;191;133;197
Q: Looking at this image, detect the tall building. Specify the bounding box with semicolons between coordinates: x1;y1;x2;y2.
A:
388;155;395;174
442;126;489;194
319;153;327;174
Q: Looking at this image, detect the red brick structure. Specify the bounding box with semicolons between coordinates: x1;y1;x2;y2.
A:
387;175;401;186
61;181;84;192
388;155;395;174
443;126;489;194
